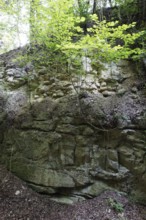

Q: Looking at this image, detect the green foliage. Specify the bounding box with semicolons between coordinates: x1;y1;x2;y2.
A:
28;0;144;74
0;0;145;73
74;0;90;18
115;0;138;21
115;0;146;23
30;0;82;48
61;14;144;74
108;198;124;213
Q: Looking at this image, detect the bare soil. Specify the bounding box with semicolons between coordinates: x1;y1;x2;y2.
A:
0;165;145;220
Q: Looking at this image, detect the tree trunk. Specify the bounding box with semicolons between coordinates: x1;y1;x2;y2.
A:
92;0;97;14
137;0;146;21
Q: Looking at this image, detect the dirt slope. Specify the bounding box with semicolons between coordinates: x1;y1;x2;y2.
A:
0;165;145;220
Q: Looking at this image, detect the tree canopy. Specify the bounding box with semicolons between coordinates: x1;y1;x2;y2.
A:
0;0;145;72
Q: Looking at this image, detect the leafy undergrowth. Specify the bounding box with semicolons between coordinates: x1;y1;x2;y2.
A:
0;165;145;220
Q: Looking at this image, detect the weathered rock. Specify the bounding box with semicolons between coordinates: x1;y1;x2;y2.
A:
102;91;115;97
50;195;85;204
0;50;146;203
0;67;5;78
6;68;26;78
78;181;111;197
117;88;126;96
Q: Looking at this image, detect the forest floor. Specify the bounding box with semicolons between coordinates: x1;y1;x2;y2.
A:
0;165;146;220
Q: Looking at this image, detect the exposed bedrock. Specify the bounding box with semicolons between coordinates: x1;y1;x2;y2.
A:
0;50;146;204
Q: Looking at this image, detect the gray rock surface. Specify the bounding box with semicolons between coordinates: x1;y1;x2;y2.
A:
0;49;146;203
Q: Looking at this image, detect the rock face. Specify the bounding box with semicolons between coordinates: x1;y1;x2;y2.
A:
0;49;146;203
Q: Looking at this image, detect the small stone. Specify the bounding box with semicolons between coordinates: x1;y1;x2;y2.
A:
0;67;5;72
42;81;51;85
6;76;14;82
95;82;100;88
50;196;85;204
131;87;138;93
52;91;64;98
102;91;115;97
117;88;126;95
34;95;39;99
61;81;72;87
107;86;116;92
101;82;107;86
0;61;5;66
118;213;124;217
15;190;21;195
99;86;107;92
38;85;49;93
130;94;138;99
0;72;4;79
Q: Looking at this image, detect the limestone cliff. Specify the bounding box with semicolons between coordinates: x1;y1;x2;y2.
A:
0;48;146;204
